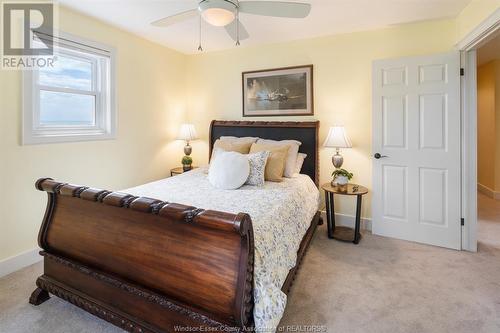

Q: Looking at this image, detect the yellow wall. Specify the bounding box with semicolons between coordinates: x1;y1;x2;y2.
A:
477;59;500;193
456;0;500;42
0;6;187;261
477;59;500;192
477;61;497;190
185;19;457;218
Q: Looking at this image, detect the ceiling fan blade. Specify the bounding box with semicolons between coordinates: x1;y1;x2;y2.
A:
239;1;311;18
151;9;198;27
225;20;250;41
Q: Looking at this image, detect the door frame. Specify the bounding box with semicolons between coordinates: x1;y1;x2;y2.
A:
458;8;500;252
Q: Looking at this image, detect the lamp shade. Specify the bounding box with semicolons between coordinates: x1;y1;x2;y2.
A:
177;124;198;141
323;126;352;148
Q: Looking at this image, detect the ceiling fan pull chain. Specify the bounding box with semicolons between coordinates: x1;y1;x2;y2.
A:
198;14;203;52
236;6;240;46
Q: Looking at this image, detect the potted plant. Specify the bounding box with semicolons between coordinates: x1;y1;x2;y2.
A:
331;168;353;186
182;156;193;172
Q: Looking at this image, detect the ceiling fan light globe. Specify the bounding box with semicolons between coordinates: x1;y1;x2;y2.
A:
202;8;235;26
199;0;236;26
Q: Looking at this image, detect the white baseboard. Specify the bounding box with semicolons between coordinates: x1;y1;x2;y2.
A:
0;248;42;278
478;183;500;200
320;211;372;231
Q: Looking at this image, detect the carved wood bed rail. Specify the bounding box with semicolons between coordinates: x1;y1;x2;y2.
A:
31;178;255;332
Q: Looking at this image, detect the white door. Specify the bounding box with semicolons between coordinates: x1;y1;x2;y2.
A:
372;52;461;250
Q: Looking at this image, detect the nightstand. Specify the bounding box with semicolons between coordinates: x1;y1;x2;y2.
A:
170;166;198;177
322;183;368;244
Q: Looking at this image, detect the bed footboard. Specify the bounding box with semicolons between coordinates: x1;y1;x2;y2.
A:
30;178;254;332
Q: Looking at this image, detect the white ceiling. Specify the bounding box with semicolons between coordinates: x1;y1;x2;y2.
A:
59;0;472;54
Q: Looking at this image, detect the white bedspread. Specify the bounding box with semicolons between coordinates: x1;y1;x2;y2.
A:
125;167;320;332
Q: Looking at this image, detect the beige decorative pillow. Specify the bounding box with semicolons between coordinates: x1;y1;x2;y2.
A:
256;139;301;178
211;139;253;160
249;143;289;182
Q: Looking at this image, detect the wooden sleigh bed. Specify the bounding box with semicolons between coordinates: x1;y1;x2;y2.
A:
29;120;321;333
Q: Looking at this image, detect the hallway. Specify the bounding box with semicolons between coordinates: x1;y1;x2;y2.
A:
478;192;500;249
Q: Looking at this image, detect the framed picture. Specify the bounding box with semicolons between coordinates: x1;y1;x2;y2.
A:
242;65;313;117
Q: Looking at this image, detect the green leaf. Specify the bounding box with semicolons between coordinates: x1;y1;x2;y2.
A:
181;155;193;165
331;168;354;180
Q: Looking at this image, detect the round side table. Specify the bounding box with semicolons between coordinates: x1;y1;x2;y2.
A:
321;183;368;244
170;166;198;176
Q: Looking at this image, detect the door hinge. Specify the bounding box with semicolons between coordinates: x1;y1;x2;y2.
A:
460;68;465;76
461;218;465;226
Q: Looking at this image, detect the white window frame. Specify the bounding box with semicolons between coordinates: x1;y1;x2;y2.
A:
23;30;116;144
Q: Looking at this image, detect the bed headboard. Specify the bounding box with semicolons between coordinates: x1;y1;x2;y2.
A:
209;120;320;186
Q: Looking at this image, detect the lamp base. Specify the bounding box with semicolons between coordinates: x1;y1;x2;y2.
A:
332;151;344;169
184;144;192;156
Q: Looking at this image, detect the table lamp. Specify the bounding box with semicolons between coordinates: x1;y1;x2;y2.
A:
177;124;198;170
323;126;352;169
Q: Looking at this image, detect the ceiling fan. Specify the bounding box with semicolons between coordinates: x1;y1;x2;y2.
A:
151;0;311;50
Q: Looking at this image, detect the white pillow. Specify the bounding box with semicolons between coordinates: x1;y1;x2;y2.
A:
210;147;224;161
292;153;307;177
245;151;269;186
208;151;250;190
256;139;301;178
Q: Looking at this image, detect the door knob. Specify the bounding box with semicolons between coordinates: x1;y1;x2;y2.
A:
374;153;388;159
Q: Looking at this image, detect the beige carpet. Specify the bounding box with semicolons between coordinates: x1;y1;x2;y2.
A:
2;204;500;333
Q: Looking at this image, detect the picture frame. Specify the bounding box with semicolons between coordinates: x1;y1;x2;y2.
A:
242;65;314;117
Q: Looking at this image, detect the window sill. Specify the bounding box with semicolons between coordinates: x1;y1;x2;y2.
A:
22;132;116;145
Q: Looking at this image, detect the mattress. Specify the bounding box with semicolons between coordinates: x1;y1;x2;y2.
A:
125;167;320;332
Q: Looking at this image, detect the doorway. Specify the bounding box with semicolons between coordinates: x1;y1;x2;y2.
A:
460;9;500;252
476;33;500;249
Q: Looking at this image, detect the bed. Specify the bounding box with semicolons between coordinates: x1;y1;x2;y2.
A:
29;120;321;333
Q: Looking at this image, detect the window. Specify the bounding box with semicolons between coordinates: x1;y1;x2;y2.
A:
23;31;116;144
